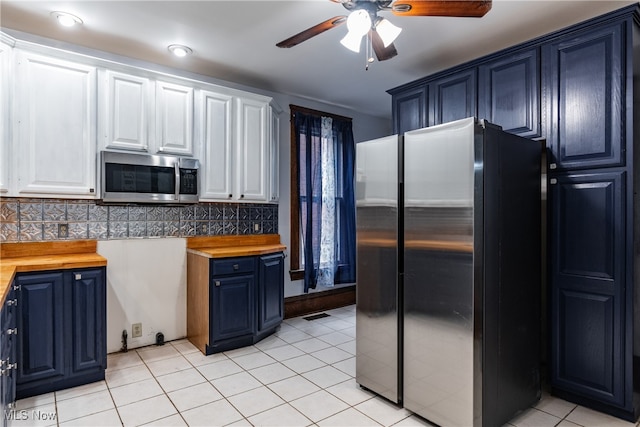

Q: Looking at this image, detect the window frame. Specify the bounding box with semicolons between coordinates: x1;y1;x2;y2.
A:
288;104;352;281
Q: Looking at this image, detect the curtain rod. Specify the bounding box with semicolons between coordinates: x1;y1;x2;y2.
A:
290;104;352;122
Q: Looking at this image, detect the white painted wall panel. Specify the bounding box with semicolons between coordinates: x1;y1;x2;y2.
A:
98;238;187;353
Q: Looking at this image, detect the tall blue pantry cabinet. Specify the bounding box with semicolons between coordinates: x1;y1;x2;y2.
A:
544;19;632;418
388;4;640;421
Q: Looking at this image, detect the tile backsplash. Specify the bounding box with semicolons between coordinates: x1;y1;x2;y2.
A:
0;198;278;242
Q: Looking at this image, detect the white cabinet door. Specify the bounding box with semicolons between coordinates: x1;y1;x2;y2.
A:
0;40;11;195
100;70;153;152
16;51;97;197
155;81;193;156
235;96;268;201
199;90;234;200
269;106;280;203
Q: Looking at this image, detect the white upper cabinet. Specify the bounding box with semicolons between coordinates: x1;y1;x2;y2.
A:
269;106;280;203
100;70;153;152
199;89;234;200
199;90;277;203
155;80;194;156
15;51;97;198
4;34;278;201
235;96;268;202
0;39;12;194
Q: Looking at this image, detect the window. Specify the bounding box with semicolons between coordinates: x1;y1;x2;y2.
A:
289;105;356;292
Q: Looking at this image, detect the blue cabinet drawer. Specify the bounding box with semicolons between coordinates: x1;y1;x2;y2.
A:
211;257;255;276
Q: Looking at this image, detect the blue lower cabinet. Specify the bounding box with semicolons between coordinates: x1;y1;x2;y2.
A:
15;272;66;386
210;274;255;343
257;253;284;336
205;254;284;355
71;269;106;375
14;268;106;399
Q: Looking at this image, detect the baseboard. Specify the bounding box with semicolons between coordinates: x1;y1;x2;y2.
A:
284;285;356;319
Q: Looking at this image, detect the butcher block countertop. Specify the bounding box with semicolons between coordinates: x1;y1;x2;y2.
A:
187;234;286;258
0;240;107;305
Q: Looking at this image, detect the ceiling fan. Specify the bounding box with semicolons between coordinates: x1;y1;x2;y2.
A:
276;0;492;62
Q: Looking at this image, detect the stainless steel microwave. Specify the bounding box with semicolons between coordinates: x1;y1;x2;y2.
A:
100;151;199;204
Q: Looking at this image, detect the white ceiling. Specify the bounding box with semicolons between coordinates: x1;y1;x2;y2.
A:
1;0;635;118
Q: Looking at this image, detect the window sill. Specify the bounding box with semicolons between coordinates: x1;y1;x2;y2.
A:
289;269;304;281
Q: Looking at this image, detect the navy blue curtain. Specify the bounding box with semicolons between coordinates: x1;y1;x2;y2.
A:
333;119;356;286
294;112;356;292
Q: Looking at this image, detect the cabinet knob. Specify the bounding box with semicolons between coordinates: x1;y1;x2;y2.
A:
228;194;233;198
240;194;244;199
13;284;20;291
549;163;557;170
75;273;82;280
6;299;17;307
550;178;558;185
233;264;239;270
215;280;221;287
6;328;17;335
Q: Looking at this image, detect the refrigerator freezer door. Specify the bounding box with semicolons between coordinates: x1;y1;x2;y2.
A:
403;117;476;426
356;135;401;403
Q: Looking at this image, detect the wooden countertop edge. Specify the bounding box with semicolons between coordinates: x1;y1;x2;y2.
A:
187;244;287;258
187;234;282;249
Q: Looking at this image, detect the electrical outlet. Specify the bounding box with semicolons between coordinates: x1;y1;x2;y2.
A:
58;223;69;238
254;223;260;232
132;323;142;338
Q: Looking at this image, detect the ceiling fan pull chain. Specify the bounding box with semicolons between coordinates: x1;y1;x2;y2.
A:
365;32;374;70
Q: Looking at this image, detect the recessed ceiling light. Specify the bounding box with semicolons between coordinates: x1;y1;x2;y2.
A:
51;11;83;28
168;44;192;58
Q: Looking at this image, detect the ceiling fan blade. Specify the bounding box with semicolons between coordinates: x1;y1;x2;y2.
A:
369;30;398;61
391;0;492;17
276;16;347;48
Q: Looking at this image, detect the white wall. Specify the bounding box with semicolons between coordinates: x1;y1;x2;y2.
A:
97;238;187;353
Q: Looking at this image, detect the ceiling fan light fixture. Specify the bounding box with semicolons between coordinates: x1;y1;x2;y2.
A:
375;18;402;47
51;11;83;27
340;32;364;53
168;44;192;58
340;9;371;53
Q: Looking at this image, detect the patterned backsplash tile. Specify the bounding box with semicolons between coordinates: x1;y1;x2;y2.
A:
0;198;278;242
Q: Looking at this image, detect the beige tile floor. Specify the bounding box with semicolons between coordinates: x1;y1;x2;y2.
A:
6;305;638;426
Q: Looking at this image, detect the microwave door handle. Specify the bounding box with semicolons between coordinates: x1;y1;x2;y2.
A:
174;161;180;201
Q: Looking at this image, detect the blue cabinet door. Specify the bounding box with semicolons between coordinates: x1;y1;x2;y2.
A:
392;85;428;134
478;48;540;137
258;253;284;333
543;22;624;170
70;268;106;374
210;274;255;343
550;170;625;407
430;68;476;126
15;272;65;384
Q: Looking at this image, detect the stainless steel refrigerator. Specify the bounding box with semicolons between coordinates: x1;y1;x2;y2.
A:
356;117;542;426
